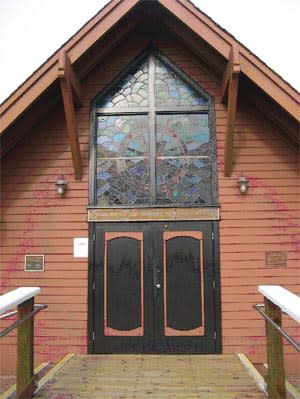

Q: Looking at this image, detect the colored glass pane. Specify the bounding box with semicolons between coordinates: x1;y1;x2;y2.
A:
97;61;148;108
156;157;211;205
97;115;149;158
156;114;209;157
156;114;210;205
96;159;150;206
96;115;150;206
155;59;208;107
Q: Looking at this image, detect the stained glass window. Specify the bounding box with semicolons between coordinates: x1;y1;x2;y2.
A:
155;59;208;107
95;54;213;207
97;61;148;108
96;115;150;206
156;114;210;205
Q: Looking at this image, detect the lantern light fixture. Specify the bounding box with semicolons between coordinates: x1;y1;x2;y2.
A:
237;175;249;195
55;175;67;196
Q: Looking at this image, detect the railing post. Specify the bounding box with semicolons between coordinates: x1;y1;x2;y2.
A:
16;297;36;399
264;297;286;399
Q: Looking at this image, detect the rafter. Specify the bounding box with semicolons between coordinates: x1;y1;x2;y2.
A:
58;51;82;180
223;44;240;177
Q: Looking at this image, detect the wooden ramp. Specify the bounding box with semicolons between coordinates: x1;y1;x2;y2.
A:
35;354;266;399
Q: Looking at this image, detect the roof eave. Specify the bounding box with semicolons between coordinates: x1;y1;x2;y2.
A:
1;0;299;140
0;0;141;134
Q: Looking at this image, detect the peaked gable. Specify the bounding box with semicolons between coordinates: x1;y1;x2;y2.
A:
0;0;299;160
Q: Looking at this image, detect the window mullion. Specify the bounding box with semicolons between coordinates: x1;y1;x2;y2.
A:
149;55;156;204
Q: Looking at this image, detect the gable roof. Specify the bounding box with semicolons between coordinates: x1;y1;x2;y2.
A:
1;0;299;158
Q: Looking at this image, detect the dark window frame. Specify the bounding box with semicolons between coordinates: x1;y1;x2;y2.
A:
89;49;218;208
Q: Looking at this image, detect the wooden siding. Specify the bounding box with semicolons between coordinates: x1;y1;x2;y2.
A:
1;28;299;371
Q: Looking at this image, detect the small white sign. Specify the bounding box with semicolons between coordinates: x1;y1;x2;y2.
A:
74;238;88;258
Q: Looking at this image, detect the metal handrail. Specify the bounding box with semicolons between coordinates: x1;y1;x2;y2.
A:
0;304;47;338
0;287;44;398
255;285;300;399
253;304;300;351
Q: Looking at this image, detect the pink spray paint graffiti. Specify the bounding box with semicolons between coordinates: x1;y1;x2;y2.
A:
2;171;63;286
247;175;300;253
1;167;79;363
216;140;299;253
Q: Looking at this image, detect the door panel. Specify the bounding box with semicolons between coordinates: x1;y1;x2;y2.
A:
104;232;144;336
92;221;218;353
164;232;204;336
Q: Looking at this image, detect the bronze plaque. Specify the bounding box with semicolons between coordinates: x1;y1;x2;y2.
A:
265;252;287;267
25;255;45;272
88;207;220;222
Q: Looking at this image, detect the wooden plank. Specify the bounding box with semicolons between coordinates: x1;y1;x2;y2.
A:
0;363;49;399
224;45;240;177
88;207;220;222
220;60;230;103
286;380;300;399
237;353;266;393
264;298;286;399
35;353;75;394
16;298;35;399
59;72;82;180
263;364;300;399
33;354;266;398
58;51;82;107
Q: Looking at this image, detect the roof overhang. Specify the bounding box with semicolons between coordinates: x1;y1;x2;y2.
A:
1;0;299;174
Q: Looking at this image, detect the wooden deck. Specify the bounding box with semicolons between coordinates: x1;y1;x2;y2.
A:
35;354;266;399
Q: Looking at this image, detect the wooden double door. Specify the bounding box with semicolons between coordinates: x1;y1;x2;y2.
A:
91;221;220;354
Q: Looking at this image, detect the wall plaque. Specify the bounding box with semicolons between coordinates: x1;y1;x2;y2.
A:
265;252;287;267
88;207;220;222
25;255;45;272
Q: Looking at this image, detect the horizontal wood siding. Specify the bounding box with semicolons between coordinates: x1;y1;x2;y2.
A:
1;28;299;371
0;87;90;368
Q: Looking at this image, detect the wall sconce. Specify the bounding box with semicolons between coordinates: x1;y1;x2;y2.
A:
237;175;249;195
55;175;67;196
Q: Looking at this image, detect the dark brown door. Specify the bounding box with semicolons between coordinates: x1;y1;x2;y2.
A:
91;221;219;353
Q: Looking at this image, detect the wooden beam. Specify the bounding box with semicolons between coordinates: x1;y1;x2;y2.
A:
35;354;75;394
59;76;82;180
264;298;286;399
224;44;240;177
16;298;35;399
220;61;230;103
58;51;82;180
58;51;83;107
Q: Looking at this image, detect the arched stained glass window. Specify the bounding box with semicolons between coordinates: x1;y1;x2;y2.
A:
95;53;215;207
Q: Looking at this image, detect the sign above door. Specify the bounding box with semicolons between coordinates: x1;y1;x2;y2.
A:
88;207;220;222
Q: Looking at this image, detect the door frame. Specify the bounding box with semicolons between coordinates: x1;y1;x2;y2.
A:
88;219;222;354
